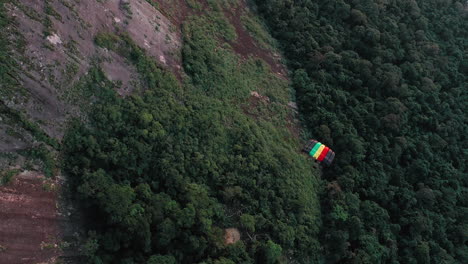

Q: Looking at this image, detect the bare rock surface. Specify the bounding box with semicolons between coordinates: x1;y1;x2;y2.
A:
1;0;181;151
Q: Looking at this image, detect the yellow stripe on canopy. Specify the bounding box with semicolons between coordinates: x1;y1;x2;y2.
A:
313;145;325;159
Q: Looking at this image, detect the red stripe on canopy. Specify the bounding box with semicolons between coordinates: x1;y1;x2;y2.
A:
318;147;329;161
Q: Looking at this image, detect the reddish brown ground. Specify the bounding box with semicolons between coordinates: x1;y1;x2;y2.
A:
156;0;287;79
225;0;303;144
224;1;305;147
154;0;191;26
224;1;287;78
0;171;61;264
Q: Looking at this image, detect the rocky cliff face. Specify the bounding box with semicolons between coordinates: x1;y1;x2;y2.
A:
1;0;182;152
1;0;288;155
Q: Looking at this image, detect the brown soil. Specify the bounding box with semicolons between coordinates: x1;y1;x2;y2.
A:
153;0;191;27
224;228;241;245
222;1;304;145
0;171;62;264
224;1;287;78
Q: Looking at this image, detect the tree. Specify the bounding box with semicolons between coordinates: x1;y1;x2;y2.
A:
240;214;256;233
263;240;282;264
147;255;176;264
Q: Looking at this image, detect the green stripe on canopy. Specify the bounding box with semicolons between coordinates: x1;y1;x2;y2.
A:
309;143;322;156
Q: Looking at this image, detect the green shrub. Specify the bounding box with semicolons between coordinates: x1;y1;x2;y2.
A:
0;169;19;186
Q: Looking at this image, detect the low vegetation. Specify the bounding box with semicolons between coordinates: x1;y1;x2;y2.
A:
0;168;19;185
0;102;59;149
62;3;320;263
0;0;20;99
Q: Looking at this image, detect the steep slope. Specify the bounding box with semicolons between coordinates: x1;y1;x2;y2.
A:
1;0;321;263
1;0;181;150
1;1;183;263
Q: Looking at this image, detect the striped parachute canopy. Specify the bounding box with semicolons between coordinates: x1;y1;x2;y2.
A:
302;140;335;166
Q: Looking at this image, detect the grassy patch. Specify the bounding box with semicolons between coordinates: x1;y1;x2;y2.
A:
145;0;159;9
15;1;42;22
241;14;277;50
0;169;19;186
120;1;133;19
207;0;239;10
94;32;120;50
42;0;63;37
61;64;118;112
42;179;58;192
64;62;79;80
95;32;179;94
45;0;63;22
64;39;80;60
42;14;53;37
185;0;202;10
0;0;22;99
182;15;287;109
40;241;57;250
20;146;56;178
0;102;59;149
210;11;237;41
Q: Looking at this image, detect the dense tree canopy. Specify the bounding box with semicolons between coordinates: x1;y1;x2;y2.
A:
58;0;468;263
256;0;467;263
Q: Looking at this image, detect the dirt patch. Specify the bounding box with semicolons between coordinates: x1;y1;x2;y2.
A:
0;170;62;264
152;0;190;27
250;91;270;102
224;228;241;245
242;91;270;120
224;0;287;78
225;2;304;144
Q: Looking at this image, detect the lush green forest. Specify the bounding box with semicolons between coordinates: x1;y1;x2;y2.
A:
256;0;467;263
62;3;321;263
3;0;466;263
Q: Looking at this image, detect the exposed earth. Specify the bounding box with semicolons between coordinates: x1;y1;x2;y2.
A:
0;171;61;264
224;2;288;78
